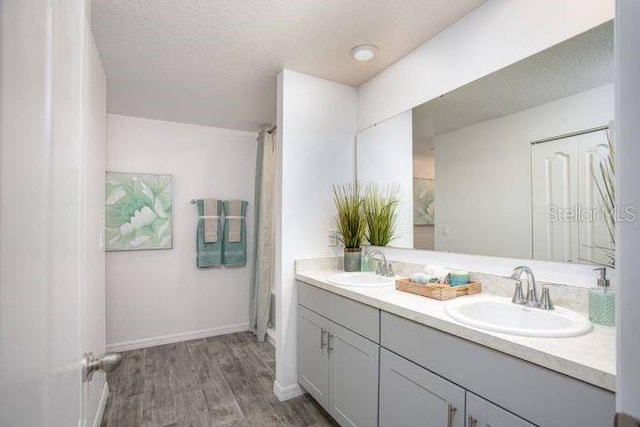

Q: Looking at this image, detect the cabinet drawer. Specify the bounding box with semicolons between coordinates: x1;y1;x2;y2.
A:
380;312;614;427
297;281;379;343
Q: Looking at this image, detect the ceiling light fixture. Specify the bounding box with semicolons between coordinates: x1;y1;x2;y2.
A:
350;45;378;61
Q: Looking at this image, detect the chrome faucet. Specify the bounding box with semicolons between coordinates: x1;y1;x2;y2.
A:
369;249;394;277
510;266;538;306
508;266;553;310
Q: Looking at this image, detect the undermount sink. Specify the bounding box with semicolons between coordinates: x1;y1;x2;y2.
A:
445;296;593;338
327;272;395;288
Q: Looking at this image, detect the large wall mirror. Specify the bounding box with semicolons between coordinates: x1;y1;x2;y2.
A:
357;22;614;266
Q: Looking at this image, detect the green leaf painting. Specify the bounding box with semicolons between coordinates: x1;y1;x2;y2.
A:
413;178;435;226
105;172;173;251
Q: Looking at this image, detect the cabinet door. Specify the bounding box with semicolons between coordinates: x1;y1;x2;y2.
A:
465;392;487;427
328;321;379;427
297;305;330;408
379;349;465;427
466;393;535;427
486;401;535;427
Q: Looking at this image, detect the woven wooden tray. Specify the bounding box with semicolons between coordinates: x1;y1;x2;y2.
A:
395;278;481;301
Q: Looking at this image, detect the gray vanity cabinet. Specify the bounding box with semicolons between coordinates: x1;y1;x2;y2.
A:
328;321;379;427
380;348;465;427
297;305;330;407
298;282;614;427
380;348;533;427
297;282;381;427
297;305;379;426
466;393;534;427
380;312;614;426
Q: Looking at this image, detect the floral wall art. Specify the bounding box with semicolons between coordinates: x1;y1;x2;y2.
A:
413;178;435;226
105;172;173;251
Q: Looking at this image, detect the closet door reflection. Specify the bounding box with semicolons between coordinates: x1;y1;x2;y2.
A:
531;128;612;264
531;137;579;262
577;129;614;266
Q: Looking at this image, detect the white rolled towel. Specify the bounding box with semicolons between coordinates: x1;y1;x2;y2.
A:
423;265;451;283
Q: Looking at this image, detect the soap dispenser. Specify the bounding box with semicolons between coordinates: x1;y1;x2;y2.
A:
589;268;615;326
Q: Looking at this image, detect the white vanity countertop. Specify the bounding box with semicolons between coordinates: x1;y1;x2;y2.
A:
295;269;616;392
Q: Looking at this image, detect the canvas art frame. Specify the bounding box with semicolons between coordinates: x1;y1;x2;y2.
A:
105;171;174;251
413;178;435;226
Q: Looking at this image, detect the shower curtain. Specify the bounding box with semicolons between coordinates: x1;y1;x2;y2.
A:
250;129;276;341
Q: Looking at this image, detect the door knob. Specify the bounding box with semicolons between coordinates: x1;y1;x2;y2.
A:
82;352;122;382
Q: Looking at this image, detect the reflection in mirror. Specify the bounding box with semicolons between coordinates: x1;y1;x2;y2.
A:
356;22;614;266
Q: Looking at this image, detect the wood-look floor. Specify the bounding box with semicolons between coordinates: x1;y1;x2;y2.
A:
101;332;336;427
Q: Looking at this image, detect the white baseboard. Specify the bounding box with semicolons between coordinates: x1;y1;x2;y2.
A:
106;323;250;352
92;382;109;427
266;327;276;347
273;380;305;401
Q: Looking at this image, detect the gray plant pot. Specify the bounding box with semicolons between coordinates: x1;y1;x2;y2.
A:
343;248;362;272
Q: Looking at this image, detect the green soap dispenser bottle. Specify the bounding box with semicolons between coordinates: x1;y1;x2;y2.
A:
589;267;615;326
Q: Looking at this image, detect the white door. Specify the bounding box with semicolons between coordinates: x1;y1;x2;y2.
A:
82;27;109;427
577;129;614;266
531;136;580;262
1;1;107;426
531;129;613;265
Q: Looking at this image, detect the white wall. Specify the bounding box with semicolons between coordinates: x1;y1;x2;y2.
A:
413;154;435;179
357;0;613;130
357;110;413;248
105;114;257;349
413;154;435;249
434;84;613;259
84;32;108;427
275;69;357;399
616;0;640;418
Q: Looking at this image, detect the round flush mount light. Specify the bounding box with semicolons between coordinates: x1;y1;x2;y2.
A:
350;44;378;61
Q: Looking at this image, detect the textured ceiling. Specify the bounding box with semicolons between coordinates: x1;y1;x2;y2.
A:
413;21;614;154
91;0;486;131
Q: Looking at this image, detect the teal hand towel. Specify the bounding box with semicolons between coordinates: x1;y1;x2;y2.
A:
196;199;223;268
223;200;248;266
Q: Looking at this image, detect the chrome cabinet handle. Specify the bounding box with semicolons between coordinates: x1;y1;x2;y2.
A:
327;333;334;354
447;403;457;427
320;328;327;350
468;415;478;427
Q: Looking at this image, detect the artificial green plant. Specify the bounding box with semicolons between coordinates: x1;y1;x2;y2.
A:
332;182;366;249
590;128;616;267
363;183;400;247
